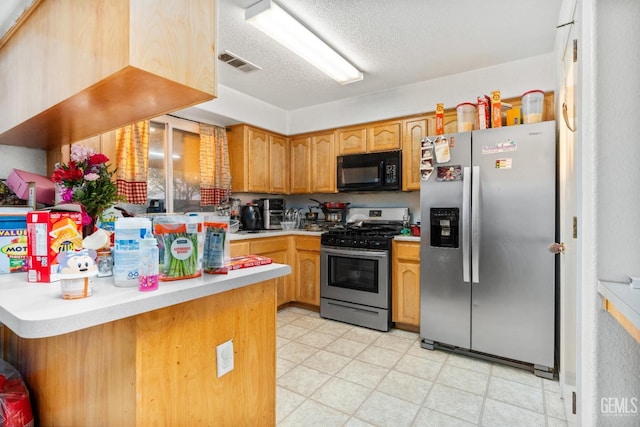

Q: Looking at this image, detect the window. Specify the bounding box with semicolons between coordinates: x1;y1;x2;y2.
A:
148;116;202;213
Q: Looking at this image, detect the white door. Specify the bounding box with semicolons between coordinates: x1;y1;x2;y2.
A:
558;3;578;419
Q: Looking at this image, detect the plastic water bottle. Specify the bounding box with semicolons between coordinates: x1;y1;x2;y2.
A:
138;232;159;292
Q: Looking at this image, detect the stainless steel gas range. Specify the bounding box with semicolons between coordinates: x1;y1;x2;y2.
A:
320;207;409;331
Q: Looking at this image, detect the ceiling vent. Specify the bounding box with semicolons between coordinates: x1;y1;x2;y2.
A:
218;50;261;73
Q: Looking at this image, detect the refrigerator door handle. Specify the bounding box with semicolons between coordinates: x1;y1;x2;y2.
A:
462;166;471;283
471;166;480;283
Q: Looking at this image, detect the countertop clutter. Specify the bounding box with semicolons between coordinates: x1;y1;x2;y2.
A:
0;263;291;339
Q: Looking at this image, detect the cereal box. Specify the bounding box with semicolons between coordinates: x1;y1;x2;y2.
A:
435;103;445;135
0;213;28;274
491;90;502;128
26;206;83;283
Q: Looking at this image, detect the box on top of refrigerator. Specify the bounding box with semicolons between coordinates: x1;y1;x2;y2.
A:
26;206;83;282
0;212;29;274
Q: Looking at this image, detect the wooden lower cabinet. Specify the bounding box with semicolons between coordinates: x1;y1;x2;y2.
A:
295;236;321;306
392;240;421;329
233;237;292;306
230;235;321;308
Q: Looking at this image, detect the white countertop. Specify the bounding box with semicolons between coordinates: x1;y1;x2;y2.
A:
0;263;291;339
228;230;324;241
394;235;421;242
228;230;420;242
598;280;640;330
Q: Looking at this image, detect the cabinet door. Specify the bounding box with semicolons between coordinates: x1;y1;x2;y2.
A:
251;237;292;306
402;117;428;191
247;128;270;192
269;135;289;194
367;121;401;152
338;127;367;155
290;136;311;194
392;242;421;327
296;251;320;306
230;241;250;258
311;131;336;193
295;236;320;306
270;249;291;306
427;110;459;136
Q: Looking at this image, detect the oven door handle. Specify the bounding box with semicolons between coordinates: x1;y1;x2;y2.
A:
321;247;388;259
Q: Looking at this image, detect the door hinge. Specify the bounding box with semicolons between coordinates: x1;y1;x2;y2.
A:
573;391;577;414
573;39;578;62
573;216;578;239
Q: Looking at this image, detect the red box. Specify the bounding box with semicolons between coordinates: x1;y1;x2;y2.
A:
435;103;444;135
26;207;83;282
6;169;56;205
477;95;490;129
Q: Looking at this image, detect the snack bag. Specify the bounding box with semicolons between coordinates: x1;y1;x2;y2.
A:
203;216;229;275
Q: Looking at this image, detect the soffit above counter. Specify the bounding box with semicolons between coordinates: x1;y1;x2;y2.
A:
0;0;216;150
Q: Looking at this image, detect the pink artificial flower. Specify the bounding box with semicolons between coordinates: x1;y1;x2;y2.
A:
84;173;100;182
60;187;74;202
70;145;95;163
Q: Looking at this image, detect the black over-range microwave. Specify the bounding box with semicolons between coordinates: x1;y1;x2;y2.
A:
337;150;402;192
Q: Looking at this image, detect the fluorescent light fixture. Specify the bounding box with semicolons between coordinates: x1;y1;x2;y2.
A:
246;0;363;85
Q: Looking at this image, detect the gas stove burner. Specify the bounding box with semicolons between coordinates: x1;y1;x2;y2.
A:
321;207;409;250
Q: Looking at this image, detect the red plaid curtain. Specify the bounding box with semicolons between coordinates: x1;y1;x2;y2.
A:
199;124;230;206
115;121;149;204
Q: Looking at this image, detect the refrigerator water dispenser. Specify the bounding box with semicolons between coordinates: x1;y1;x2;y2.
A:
430;208;459;248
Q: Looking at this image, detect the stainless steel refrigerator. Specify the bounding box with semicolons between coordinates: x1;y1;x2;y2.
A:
419;121;556;378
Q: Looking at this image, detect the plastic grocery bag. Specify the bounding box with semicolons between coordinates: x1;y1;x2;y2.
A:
0;359;34;427
155;219;202;281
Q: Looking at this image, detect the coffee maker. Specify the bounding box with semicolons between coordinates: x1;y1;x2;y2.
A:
257;198;285;229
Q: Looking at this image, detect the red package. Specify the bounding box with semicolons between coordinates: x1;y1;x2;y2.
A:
477;95;491;129
206;254;272;275
1;360;34;427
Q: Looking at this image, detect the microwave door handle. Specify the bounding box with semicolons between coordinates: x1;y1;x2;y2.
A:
378;161;384;183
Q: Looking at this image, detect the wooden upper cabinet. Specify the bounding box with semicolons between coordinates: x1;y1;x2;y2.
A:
289;136;311;194
338;126;367;155
367;120;401;152
269;134;289;194
228;124;289;194
402;116;428;191
247;128;270;193
310;131;337;193
338;119;401;155
0;0;216;150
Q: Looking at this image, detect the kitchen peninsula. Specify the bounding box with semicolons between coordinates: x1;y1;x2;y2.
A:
0;263;291;425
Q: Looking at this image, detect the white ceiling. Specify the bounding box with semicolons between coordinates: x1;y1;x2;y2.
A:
0;1;563;114
218;0;563;111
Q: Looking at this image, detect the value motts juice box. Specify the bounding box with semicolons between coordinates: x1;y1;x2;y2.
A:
27;210;83;282
0;214;28;274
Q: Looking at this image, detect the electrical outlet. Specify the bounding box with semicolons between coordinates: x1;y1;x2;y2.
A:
216;339;234;378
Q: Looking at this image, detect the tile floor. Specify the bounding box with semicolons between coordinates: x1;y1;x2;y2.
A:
276;306;570;427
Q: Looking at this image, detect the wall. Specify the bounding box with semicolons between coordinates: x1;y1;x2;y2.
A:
0;145;46;178
579;0;640;425
187;55;555;136
289;54;555;135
